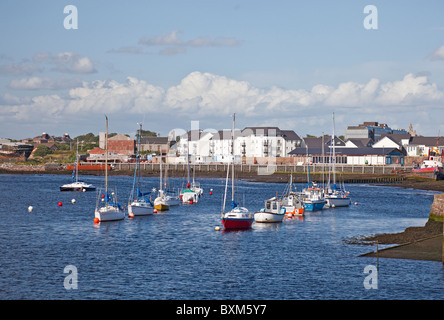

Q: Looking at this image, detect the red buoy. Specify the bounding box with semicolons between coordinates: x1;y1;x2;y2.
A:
94;217;100;223
189;200;194;204
58;202;63;207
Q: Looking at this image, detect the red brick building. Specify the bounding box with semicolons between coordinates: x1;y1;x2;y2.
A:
107;134;135;155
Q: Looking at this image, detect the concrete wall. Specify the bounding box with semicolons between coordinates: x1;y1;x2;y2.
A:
430;193;444;222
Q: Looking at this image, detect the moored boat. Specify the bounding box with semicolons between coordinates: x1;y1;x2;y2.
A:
412;149;444;180
94;116;125;222
324;113;351;208
60;138;95;192
254;197;286;223
281;173;305;216
300;186;325;211
60;181;96;192
220;113;254;230
128;123;153;217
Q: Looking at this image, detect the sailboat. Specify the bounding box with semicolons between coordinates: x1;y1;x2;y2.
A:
300;146;325;211
324;113;351;208
128;123;153;217
60;139;95;191
180;139;198;204
153;155;169;211
94;116;125;222
190;165;204;196
163;159;180;206
220;113;254;229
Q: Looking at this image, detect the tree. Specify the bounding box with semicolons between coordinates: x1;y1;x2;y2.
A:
33;145;52;157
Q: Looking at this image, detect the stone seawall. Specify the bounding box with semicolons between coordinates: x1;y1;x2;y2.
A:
429;193;444;223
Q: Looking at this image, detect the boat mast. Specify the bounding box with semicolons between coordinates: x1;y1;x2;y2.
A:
75;138;79;183
231;113;235;203
105;115;108;197
332;112;336;186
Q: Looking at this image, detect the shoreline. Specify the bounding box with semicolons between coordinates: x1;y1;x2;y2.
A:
2;164;444;191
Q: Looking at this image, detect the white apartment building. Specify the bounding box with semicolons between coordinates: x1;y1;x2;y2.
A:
177;127;302;163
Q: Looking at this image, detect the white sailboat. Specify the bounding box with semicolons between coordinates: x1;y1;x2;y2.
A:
180;140;198;204
153;155;169;211
94;116;125;222
325;112;351;208
190;165;204;196
163;156;180;206
128;123;153;217
60;138;95;192
220;113;254;229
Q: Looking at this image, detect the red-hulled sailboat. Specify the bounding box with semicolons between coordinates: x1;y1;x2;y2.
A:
220;113;254;230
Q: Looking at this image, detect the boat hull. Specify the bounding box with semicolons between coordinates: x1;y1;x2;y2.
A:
154;203;169;211
60;186;96;192
325;196;351;208
95;207;125;222
221;218;254;229
412;167;444;180
128;201;153;216
283;206;304;216
60;182;95;192
303;200;325;211
221;207;254;229
254;211;284;223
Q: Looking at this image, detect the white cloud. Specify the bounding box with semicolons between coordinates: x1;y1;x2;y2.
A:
33;52;97;74
8;77;82;90
1;72;443;136
137;30;242;55
429;45;444;61
139;30;184;46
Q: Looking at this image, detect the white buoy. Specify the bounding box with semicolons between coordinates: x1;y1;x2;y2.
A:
332;204;335;208
71;199;76;204
82;189;86;192
28;206;33;212
214;226;221;231
354;202;358;205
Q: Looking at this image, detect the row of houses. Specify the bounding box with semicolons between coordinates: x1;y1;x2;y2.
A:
84;124;443;166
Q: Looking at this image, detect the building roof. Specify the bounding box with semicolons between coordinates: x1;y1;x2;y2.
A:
210;129;243;140
345;138;373;148
304;136;345;148
241;127;301;140
88;147;105;154
409;136;443;146
289;147;405;156
108;134;133;141
140;136;169;144
379;133;412;144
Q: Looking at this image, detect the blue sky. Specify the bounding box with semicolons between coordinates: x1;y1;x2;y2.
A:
1;0;444;139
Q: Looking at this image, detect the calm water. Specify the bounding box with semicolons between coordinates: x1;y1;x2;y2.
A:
0;174;443;300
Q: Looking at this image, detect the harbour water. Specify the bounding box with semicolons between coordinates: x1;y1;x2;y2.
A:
0;174;443;300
